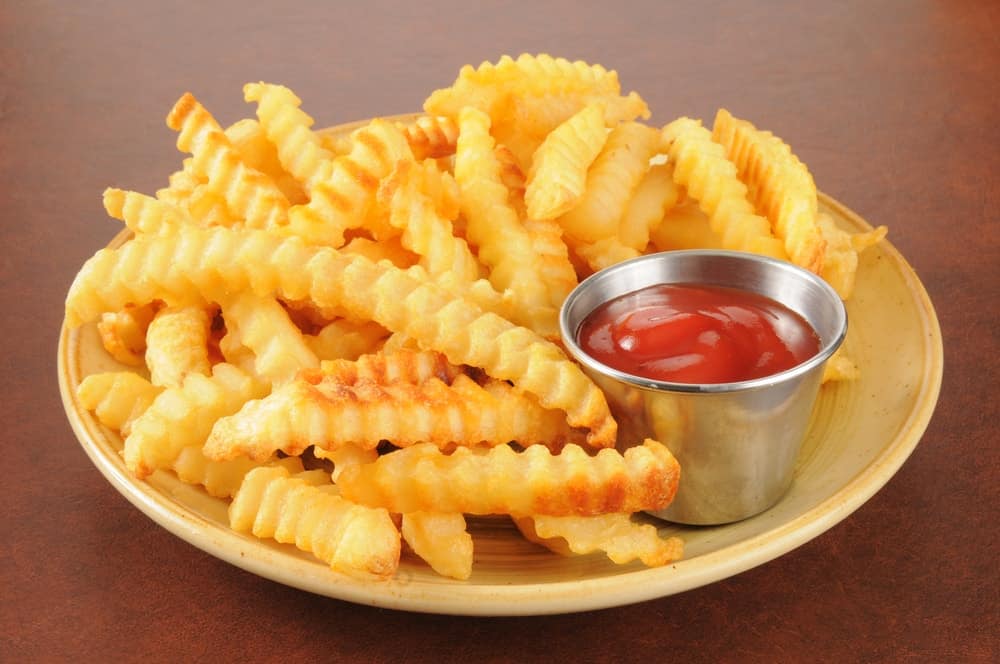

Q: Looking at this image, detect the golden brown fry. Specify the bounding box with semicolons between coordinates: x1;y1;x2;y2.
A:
64;225;617;447
379;159;482;285
77;371;163;437
523;216;579;310
204;372;580;461
557;122;662;244
816;212;887;299
455;107;559;338
514;513;683;567
397;115;459;160
572;236;641;273
243;82;336;192
145;305;213;388
493;143;528;197
124;363;267;478
156;157;202;207
230;465;400;579
822;347;860;383
401;512;474;580
376;161;512;318
219;291;319;385
304;319;389;362
315;348;464;387
171;447;299;499
649;200;724;251
166;92;290;229
427;53;649;172
314;444;378;482
663;117;788;260
492;142;578;308
501;93;650;171
338;440;679;516
97;303;157;366
425;53;648;123
525;102;608;220
385;158;463;223
342;235;419;269
225;118;307;205
104;188;193;234
712;108;825;273
286;119;415;247
619;163;681;251
183;185;239;226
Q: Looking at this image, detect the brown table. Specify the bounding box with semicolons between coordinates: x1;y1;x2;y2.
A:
3;1;997;661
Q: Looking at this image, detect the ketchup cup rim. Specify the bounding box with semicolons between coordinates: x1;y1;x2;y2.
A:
559;250;848;394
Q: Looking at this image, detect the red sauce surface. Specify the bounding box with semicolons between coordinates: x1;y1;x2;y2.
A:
577;284;820;384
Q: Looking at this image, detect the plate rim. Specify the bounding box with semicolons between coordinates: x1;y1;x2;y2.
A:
58;163;943;615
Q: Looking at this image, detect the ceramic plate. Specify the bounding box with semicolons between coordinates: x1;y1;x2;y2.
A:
58;121;942;614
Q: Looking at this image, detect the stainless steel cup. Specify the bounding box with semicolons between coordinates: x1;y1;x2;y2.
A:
560;250;847;525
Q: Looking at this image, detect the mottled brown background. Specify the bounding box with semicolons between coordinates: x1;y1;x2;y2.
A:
2;1;997;662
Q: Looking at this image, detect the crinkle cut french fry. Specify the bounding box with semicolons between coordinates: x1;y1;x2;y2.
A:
224;118;307;205
285;118;415;247
123;362;267;478
64;225;617;447
400;158;462;222
152;158;239;228
167;92;290;229
379;160;482;286
77;371;163;437
219;291;318;386
204;373;580;461
97;303;157;366
218;328;258;377
514;514;683;567
243;82;336;192
572;236;641;274
649;200;724;252
342;235;419;269
523;216;579;310
183;185;239;227
425;53;647;123
314;444;378;482
425;54;649;171
397;115;460;160
525;102;608;220
337;440;679;517
663;117;788;260
156;157;201;207
315;348;464;387
822;346;860;383
230;465;400;579
619;163;681;251
816;212;887;299
145;305;213;388
454;107;559;338
172;446;302;499
491;142;578;308
401;512;474;580
712;108;825;273
304;319;389;362
557;122;662;244
494;143;527;207
104;188;194;235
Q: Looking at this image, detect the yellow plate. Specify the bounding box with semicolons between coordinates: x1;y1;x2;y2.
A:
58;134;942;614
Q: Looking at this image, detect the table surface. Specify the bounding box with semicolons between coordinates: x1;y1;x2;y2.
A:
3;1;997;661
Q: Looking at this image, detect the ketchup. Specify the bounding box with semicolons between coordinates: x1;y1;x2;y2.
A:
577;284;820;384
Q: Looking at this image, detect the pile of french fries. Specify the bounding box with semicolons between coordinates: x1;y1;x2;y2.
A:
66;54;885;580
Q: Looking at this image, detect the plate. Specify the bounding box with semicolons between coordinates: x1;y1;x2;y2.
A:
58;120;942;615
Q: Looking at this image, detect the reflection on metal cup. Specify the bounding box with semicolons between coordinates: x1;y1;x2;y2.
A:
560;250;847;525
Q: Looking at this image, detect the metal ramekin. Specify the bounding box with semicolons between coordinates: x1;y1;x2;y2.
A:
561;250;847;525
